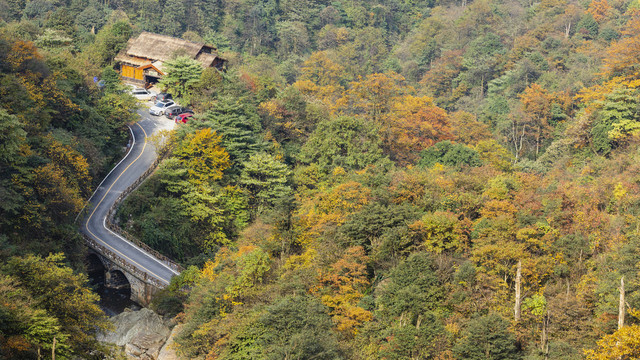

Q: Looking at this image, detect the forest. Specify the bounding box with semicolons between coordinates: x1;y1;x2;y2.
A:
3;0;640;358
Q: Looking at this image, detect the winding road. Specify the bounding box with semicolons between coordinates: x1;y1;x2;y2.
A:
80;108;179;286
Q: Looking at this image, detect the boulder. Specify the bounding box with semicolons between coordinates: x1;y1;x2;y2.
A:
98;308;172;360
157;324;182;360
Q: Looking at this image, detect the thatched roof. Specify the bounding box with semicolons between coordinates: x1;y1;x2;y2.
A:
195;52;219;68
115;32;224;69
116;55;149;67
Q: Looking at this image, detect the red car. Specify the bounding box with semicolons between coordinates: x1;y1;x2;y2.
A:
175;112;193;124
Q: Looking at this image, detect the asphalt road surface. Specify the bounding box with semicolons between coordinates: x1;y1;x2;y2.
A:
80;107;179;286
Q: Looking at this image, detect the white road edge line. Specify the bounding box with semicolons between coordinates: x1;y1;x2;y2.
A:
102;216;180;277
75;126;137;223
96;121;180;278
79;115;180;283
93;224;172;286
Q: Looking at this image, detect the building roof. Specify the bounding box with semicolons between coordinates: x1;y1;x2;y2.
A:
140;62;165;75
115;32;225;69
195;52;219;68
116;55;150;67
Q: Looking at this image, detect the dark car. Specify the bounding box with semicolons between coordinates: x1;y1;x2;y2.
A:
164;106;193;119
152;93;172;102
175;113;193;124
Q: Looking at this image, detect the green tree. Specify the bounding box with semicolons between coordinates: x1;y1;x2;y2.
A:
22;0;52;19
358;252;446;359
453;313;522;360
84;20;132;69
1;253;111;355
45;8;76;36
100;66;122;94
340;202;419;250
275;21;310;57
160;0;186;36
576;13;599;39
235;295;343;360
96;91;139;130
239;153;292;214
75;3;107;32
229;247;271;295
158;56;204;101
0;274;70;359
592;87;639;154
0;109;26;164
197;95;265;164
418;140;482;168
377;252;444;319
373;311;445;360
604;88;640;144
299;116;387;172
460;33;505;97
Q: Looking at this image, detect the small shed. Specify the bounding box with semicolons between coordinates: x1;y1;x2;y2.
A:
115;32;226;87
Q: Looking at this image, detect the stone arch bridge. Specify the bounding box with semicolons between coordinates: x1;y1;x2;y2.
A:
79;116;181;307
85;242;165;306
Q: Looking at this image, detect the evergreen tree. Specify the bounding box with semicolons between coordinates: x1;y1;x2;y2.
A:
453;313;522;360
197;96;265;165
161;0;186;37
158;56;203;101
299;116;387;172
239;152;292;214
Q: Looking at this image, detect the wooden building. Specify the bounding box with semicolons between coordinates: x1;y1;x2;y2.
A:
115;32;226;87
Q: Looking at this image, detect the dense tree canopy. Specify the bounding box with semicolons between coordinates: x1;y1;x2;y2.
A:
6;0;640;358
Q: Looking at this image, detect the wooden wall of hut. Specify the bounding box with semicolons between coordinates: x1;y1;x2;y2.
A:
121;64;144;81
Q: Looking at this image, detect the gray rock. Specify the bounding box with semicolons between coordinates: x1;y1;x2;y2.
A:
157;324;182;360
125;344;143;357
98;308;172;360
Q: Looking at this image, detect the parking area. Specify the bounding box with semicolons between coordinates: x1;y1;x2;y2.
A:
126;84;196;125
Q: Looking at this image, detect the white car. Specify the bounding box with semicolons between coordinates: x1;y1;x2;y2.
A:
149;100;176;116
129;87;156;101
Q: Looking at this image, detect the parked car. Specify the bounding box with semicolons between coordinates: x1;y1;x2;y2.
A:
149;100;176;116
152;93;172;102
164;105;193;119
128;87;156;101
175;112;193;124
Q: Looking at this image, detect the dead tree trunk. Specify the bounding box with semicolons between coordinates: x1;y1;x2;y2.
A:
542;314;550;360
515;260;522;322
619;276;625;329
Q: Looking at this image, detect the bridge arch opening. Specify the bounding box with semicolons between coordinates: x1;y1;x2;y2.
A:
102;269;135;314
86;254;138;314
106;269;131;293
86;253;106;283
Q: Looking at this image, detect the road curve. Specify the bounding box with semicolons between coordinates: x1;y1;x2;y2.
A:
80;109;179;286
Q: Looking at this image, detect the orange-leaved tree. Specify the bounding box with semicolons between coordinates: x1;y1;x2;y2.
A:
519;84;569;159
587;0;612;23
314;246;372;336
602;9;640;81
386;95;453;164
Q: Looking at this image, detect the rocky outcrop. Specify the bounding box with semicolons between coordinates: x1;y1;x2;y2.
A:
97;308;172;360
157;324;182;360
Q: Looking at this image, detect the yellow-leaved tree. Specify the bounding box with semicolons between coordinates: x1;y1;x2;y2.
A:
174;128;230;185
585;325;640;359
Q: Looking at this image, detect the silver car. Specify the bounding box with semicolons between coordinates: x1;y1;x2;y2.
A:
129;88;156;101
149;100;176;116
